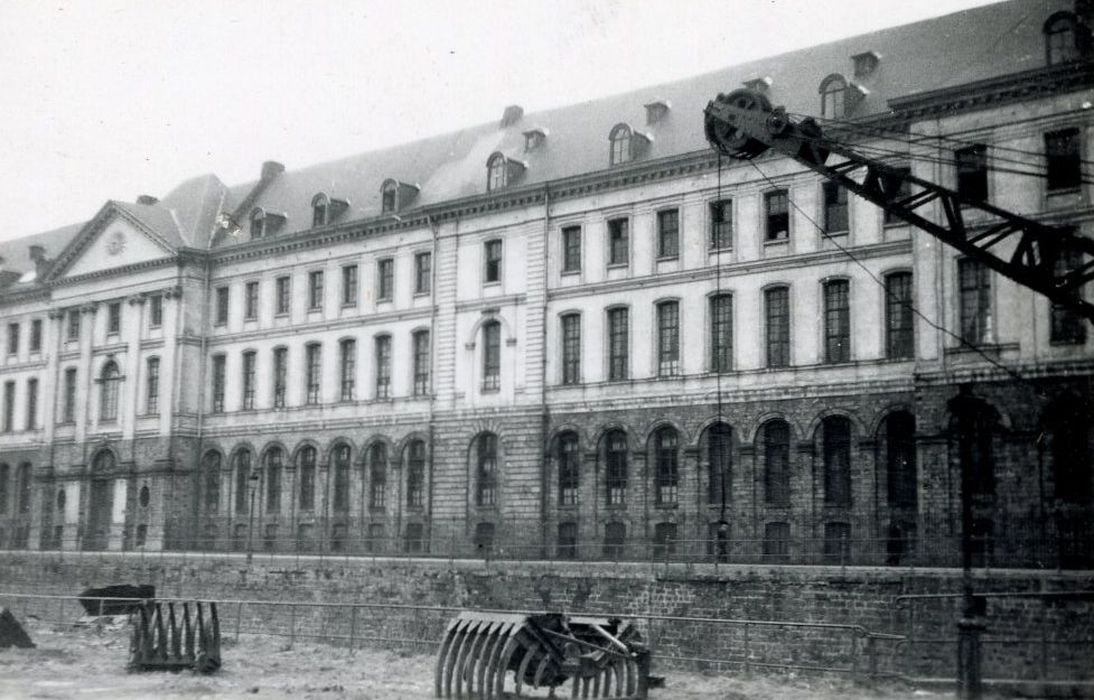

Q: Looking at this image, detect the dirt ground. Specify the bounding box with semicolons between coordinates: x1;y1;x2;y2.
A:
0;617;946;699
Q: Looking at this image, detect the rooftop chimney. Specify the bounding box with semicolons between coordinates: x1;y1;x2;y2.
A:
136;194;159;205
261;160;286;181
500;105;524;128
29;245;50;278
29;245;46;263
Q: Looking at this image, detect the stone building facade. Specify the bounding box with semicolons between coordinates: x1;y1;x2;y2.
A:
0;0;1092;565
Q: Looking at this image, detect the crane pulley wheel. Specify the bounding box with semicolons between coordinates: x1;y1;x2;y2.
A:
703;89;773;159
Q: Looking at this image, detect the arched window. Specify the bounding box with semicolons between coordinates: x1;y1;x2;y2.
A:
821;416;852;507
654;426;679;505
99;361;120;421
763;420;791;506
1044;396;1092;504
603;429;627;506
1044;12;1084;66
881;411;917;508
202;451;221;514
819;74;848;118
311;193;330;227
487;153;508;191
609;124;632;165
481;321;501;392
250;208;266;239
332;443;351;512
369;443;387;509
234;449;252;514
92;449;115;472
406;439;426;508
704;423;733;506
557;432;580;506
475;433;498;507
298;445;316;510
265;447;282;512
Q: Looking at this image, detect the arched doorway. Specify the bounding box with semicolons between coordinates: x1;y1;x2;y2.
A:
86;450;116;550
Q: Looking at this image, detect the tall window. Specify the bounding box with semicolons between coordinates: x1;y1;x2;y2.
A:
765;190;790;241
710;294;733;373
765;286;790;368
146;357;160;414
822;181;848;234
244;281;258;320
265;447;282;512
481;321;501;392
1044;397;1092;504
24;378;37;430
820;75;847;118
67;310;80;341
63;368;77;423
375;335;391;399
958;258;992;344
272;347;287;408
332;444;350;512
884;412;917;508
823;522;852;564
377;258;394;301
883;167;912;225
657;208;679;259
7;323;19;355
604;521;625;558
607;307;629;380
202;451;221;515
107;302;121;335
955;145;988;203
414;252;431;294
558;522;578;559
298;446;316;510
0;464;8;513
1051;247;1087;344
885;272;915;359
100;361;121;421
406;440;426;508
764;522;791;561
1046;128;1082;192
657;301;680;376
339;339;356;401
29;319;41;353
308;270;324;311
209;355;225;413
609;124;632;165
484;239;503;284
562;226;581;273
1045;13;1082;65
763;420;791;507
710;199;733;250
487;153;507;191
305;343;321;405
823;280;850;363
275;276;291;315
2;381;13;433
312;194;329;227
706;423;733;505
413;330;430;396
557;432;580;506
560;314;581;385
241;351;256;410
608;218;629;265
342;265;358;306
149;294;163;328
234;450;252;514
215;286;229;326
654;426;679;505
605;430;627;506
476;433;498;507
822;416;852;506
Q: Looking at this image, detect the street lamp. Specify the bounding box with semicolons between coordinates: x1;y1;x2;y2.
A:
245;471;261;564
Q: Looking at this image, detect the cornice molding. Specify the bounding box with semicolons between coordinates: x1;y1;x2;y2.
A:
205;306;434;346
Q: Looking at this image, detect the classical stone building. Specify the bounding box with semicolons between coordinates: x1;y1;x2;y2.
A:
1;0;1091;565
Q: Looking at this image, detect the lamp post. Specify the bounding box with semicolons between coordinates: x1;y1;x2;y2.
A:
246;471;260;564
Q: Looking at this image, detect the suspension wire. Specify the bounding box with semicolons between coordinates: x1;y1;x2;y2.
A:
744;158;1048;398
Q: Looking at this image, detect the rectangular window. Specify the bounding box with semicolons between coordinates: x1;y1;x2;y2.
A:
244;281;259;320
765;190;790;241
107;302;121;335
885;272;915;358
607;307;629;380
883;167;912;225
823;280;850;363
341;265;358;306
413;331;430;396
482;323;501;391
377;258;394;301
215;286;229;326
484;240;502;284
1;381;13;432
822;181;849;234
823;522;852;564
67;310;80;341
1051;247;1087;344
955;145;988;203
211;355;225;413
765;287;790;368
414;252;431;294
657;301;680;376
6;323;18;355
241;351;256;410
608;218;629;266
710;199;733;250
308;270;324;310
146;357;160;414
29;320;41;353
710;294;733;372
657;208;679;259
25;378;37;430
305;344;321;404
149;294;163;328
272;348;287;408
339;339;356;401
958;258;992;345
275;276;291;315
1046;128;1081;192
561;314;581;385
763;522;790;562
63;368;77;423
375;335;391;399
562;226;582;273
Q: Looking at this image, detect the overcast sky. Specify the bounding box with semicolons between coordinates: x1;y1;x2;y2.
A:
0;0;1000;244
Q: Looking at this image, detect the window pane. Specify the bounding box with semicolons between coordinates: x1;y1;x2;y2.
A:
885;273;914;358
608;219;629;265
605;430;627;506
562;226;581;273
955;145;988;203
958;258;991;344
415;253;431;294
561;314;581;385
765;287;790;368
823;417;852;506
342;265;358;306
765;191;789;241
484;240;502;283
823;182;848;233
477;434;498;506
710;200;733;249
1046;128;1081;192
375;336;391;399
655;428;679;505
340;339;356;401
764;421;790;506
710;294;733;372
413;331;431;396
558;433;580;506
823;280;850;363
306;344;321;404
308;271;324;310
1051;247;1087;344
657;302;679;376
482;322;501;391
657;209;679;258
608;308;629;380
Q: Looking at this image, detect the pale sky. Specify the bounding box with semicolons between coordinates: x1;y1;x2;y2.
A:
0;0;1000;243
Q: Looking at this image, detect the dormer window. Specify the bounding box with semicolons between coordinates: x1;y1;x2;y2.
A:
523;127;548;152
380;179;420;213
312;193;330;227
1044;12;1087;65
820;74;848;118
743;77;772;94
644;100;670;125
486;153;526;192
249;207;286;239
608;123;651;166
851;51;880;78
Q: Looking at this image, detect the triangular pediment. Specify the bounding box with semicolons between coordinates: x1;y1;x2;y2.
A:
48;203;179;281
